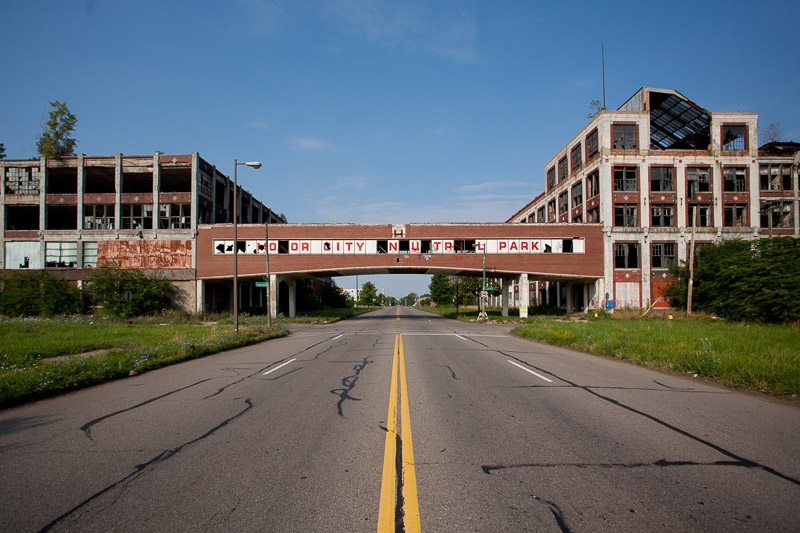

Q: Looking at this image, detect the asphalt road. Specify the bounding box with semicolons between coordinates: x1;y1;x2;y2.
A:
1;307;798;532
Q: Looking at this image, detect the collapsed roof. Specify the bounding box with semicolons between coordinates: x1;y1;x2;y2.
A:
620;87;712;151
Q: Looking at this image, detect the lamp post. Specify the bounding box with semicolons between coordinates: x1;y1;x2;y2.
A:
233;159;262;335
474;240;488;321
265;208;272;329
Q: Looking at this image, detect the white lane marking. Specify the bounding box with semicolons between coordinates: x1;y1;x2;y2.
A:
332;334;343;340
455;335;468;341
263;358;297;376
507;360;553;383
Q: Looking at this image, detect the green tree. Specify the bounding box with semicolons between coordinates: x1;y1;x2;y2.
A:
403;292;418;306
0;271;85;317
0;143;6;159
37;101;77;158
456;277;482;306
587;99;605;119
665;237;800;323
429;274;455;306
359;281;378;306
89;263;176;317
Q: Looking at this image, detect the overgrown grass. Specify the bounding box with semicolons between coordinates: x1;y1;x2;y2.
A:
289;306;378;323
0;313;287;408
513;316;800;397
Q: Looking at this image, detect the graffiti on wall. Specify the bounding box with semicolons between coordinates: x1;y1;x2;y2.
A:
98;240;192;269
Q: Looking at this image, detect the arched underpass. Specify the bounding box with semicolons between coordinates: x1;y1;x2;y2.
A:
196;223;604;317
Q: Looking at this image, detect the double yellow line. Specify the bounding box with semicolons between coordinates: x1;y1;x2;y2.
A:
377;334;421;532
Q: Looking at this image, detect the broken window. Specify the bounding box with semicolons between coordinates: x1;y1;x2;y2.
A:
614;204;638;227
547;167;556;190
5;205;39;230
587;206;600;223
122;164;153;193
562;239;574;253
121;204;153;229
586;129;599;160
547;200;556;222
688;205;712;227
83;165;116;194
199;171;213;199
571;144;582;172
160;166;192;193
537;206;545;223
650;167;674;192
83;241;98;267
45;242;78;268
723;167;747;192
614;166;638;191
526;214;535;223
651;242;676;269
159;203;191;229
46;205;77;230
759;163;793;191
724;204;748;227
4;167;40;194
558;191;568;214
687;167;711;197
651;205;675;227
571;181;583;207
612;123;637;150
46;166;78;194
83;205;115;230
572;213;583;223
722;124;747;150
586;170;600;198
760;200;794;229
558;157;568;182
614;243;639;269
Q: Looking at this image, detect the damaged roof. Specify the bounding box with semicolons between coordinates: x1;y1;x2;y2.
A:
646;88;712;151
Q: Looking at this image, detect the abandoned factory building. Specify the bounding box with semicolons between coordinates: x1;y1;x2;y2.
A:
1;152;283;312
507;87;800;310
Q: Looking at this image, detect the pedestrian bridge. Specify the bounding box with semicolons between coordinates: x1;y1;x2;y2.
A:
196;223;603;316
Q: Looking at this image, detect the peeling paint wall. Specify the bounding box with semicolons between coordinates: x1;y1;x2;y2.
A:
97;240;192;269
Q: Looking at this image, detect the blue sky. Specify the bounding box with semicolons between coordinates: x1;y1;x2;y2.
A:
2;0;798;298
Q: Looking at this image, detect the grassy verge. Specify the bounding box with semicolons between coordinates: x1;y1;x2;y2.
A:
513;316;800;397
0;313;288;408
288;306;378;323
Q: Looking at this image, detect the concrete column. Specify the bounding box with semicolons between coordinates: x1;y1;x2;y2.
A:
77;154;84;236
518;273;529;317
196;279;204;314
288;277;297;318
566;283;574;314
114;153;122;235
268;274;278;319
153;152;161;237
501;278;509;317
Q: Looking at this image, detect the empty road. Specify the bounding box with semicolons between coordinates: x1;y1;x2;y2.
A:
1;307;798;532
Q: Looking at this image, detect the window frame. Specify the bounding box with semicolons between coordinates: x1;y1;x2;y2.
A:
649;166;675;193
614;166;639;192
586;170;600;198
547;166;556;190
571;181;583;208
651;204;676;227
614;204;638;227
723;204;748;227
570;144;582;173
723;167;748;192
614;242;639;269
687;167;712;197
721;123;748;151
558;157;568;183
651;242;676;270
759;163;793;192
585;129;599;160
612;123;638;150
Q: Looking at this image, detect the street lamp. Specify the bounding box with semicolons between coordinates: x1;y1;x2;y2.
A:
474;240;488;321
233;159;262;335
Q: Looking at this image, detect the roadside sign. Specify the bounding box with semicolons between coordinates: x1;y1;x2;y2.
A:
255;281;267;287
484;286;495;291
124;290;133;302
480;291;488;299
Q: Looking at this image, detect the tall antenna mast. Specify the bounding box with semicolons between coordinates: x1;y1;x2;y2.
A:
602;41;606;110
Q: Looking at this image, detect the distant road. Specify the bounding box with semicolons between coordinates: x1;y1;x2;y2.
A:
1;307;798;532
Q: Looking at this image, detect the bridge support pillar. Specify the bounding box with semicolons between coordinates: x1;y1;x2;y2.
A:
518;273;529;317
501;278;509;317
268;274;278;319
287;277;297;318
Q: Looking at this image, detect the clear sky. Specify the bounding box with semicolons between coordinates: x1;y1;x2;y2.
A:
2;0;798;299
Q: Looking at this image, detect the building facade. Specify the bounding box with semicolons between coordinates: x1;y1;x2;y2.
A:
1;152;282;313
508;87;799;310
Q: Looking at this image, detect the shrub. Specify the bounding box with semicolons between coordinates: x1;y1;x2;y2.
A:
0;271;85;317
665;237;800;323
89;263;176;317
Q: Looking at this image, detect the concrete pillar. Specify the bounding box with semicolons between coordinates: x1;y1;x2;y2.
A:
153;152;161;238
566;283;574;314
114;153;122;235
196;280;204;314
268;274;278;319
518;273;529;317
501;278;509;317
288;277;297;318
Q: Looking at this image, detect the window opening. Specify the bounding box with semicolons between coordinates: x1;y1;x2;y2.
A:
45;242;78;268
571;144;582;172
651;205;675;227
760;163;793;191
121;204;153;229
614;204;638;227
4;167;40;194
687;167;711;197
587;170;600;198
586;129;599;159
651;242;676;269
724;205;748;227
558;192;568;214
722;124;746;150
650;167;674;192
612;124;637;150
723;167;747;192
571;181;583;207
614;166;638;191
587;207;600;223
558;157;568;182
761;200;794;229
84;204;115;230
688;205;712;227
614;243;639;269
547;167;556;190
83;242;98;267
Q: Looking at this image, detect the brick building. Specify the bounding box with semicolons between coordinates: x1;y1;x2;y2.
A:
1;152;282;312
508;87;800;310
